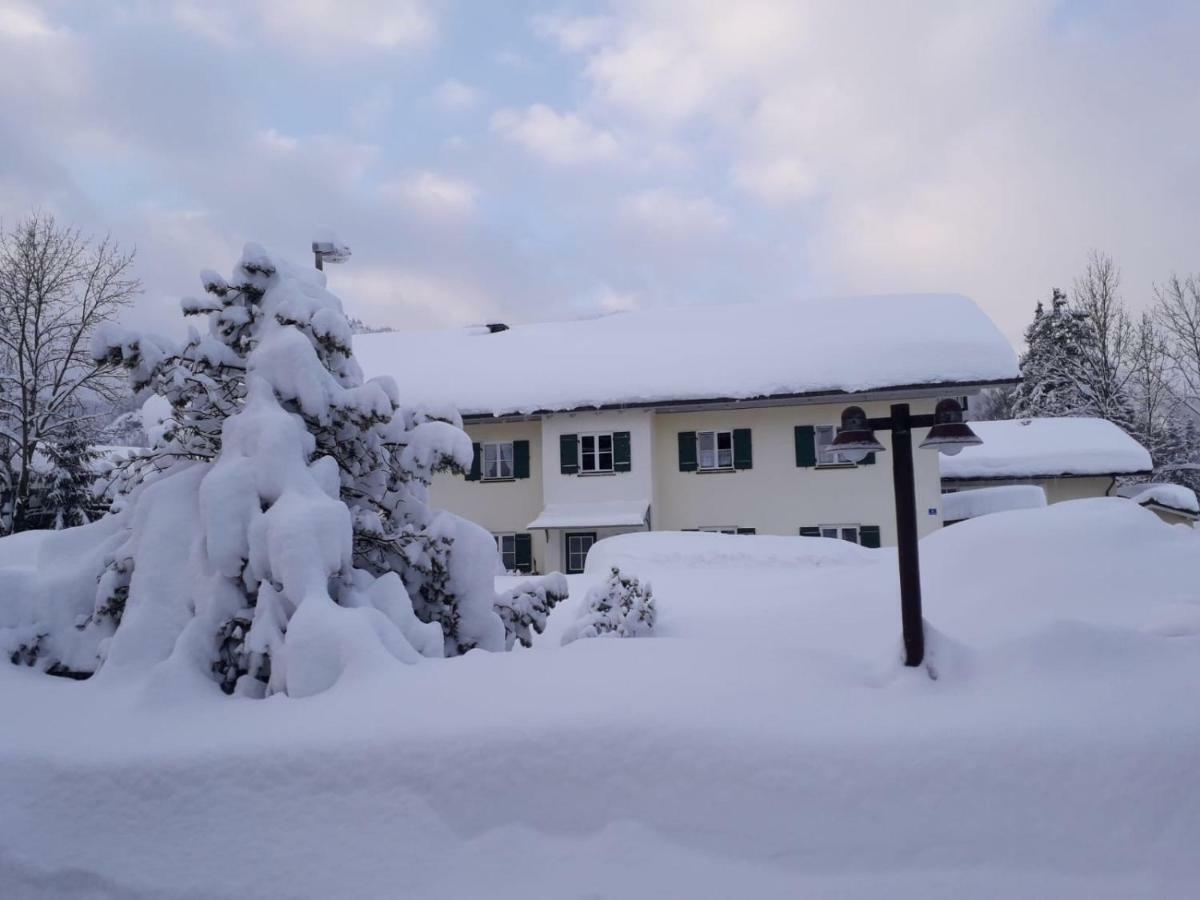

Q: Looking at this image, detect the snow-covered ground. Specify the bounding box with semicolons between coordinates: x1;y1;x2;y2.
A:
3;499;1199;898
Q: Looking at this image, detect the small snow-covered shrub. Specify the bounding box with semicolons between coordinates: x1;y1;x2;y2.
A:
1;244;544;697
562;567;656;645
495;574;569;650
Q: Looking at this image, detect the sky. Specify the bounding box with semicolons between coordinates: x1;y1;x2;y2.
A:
1;0;1198;345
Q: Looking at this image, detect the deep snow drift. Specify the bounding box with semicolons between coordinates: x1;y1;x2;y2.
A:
2;499;1199;898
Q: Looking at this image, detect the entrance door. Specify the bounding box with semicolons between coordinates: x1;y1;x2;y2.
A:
564;532;597;574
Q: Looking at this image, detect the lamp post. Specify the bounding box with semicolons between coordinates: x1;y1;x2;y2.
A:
312;239;351;271
831;398;981;667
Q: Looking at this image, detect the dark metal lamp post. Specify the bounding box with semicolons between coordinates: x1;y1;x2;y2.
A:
831;398;981;667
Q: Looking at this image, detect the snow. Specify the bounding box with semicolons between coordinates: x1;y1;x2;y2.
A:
942;416;1152;479
2;497;1197;897
354;294;1018;416
1119;482;1200;516
942;484;1047;521
527;498;650;529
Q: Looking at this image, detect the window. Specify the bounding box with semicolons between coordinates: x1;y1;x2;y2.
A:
565;532;596;575
697;430;734;470
815;425;856;467
496;534;518;571
698;526;756;535
580;433;614;473
820;524;860;544
482;441;514;480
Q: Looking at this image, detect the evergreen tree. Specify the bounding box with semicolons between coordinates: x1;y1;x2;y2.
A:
11;244;553;696
562;567;656;644
1011;290;1093;418
33;426;103;530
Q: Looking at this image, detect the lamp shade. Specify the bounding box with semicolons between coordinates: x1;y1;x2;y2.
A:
919;398;982;456
832;405;885;462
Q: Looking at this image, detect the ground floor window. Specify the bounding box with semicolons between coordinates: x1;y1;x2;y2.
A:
697;526;756;535
800;524;880;548
495;533;533;573
565;532;596;574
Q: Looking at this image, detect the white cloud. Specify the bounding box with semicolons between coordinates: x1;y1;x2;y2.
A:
431;79;480;112
336;266;498;330
491;104;621;166
0;1;57;39
732;156;817;204
381;171;476;218
618;188;728;237
531;13;613;53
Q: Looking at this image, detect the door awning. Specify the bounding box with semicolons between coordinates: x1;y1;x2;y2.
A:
527;500;650;530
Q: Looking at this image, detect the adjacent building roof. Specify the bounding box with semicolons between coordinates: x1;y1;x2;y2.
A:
527;500;650;531
354;294;1018;418
1118;483;1200;518
942;485;1047;522
940;417;1153;481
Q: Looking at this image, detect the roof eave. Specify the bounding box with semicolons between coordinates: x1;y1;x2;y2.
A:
461;376;1021;424
942;467;1154;482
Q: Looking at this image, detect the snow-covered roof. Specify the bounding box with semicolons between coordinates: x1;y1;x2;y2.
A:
1118;483;1199;517
940;417;1152;480
942;485;1047;522
354;294;1018;417
527;500;650;530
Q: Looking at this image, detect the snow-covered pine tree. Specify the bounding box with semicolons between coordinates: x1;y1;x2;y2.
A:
1012;289;1094;418
33;425;104;530
561;567;656;644
5;244;553;697
495;574;569;650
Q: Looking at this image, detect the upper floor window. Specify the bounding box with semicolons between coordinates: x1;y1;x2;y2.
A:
815;425;855;467
580;433;614;473
482;441;514;480
697;430;734;470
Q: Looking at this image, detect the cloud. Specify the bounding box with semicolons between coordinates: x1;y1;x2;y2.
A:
335;266;499;330
381;171;476;218
531;13;613;52
618;188;728;238
431;79;480;112
491;104;621;166
0;1;57;39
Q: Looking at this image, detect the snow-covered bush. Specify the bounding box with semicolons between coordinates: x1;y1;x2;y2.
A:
561;567;656;645
495;574;569;650
2;244;564;697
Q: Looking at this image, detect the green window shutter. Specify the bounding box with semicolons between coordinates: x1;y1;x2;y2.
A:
677;432;698;472
514;533;534;572
736;527;756;535
613;431;632;472
513;440;531;479
733;428;753;469
467;443;482;481
860;451;876;466
799;526;820;537
860;526;881;549
559;434;578;474
794;426;816;467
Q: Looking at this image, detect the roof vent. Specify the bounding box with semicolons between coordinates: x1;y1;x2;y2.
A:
486;322;509;333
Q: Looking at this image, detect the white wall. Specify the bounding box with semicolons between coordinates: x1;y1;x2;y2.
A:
539;409;654;570
431;420;548;572
652;400;944;545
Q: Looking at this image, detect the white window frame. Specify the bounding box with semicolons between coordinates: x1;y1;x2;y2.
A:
819;523;861;545
815;425;858;467
482;441;515;480
696;430;734;471
579;432;615;474
495;533;517;571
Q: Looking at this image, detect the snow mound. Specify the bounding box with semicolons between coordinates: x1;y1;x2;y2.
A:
942;484;1046;521
1119;482;1199;515
586;529;878;574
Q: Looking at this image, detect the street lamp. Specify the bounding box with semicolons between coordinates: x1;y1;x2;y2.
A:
831;398;981;668
312;239;351;271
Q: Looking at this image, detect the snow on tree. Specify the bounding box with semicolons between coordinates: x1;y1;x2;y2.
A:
561;567;656;645
1011;289;1094;419
495;574;569;650
3;244;563;697
30;424;105;530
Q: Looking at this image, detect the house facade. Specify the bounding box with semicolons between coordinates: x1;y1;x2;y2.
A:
356;294;1019;574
